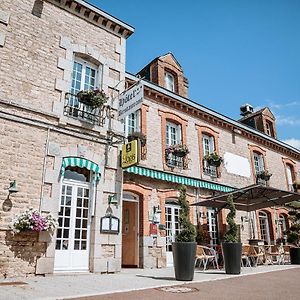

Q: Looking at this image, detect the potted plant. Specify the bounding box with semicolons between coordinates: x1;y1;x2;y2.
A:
172;185;196;281
285;203;300;264
166;144;189;157
196;223;211;245
256;170;272;181
11;208;58;233
204;152;223;167
222;194;242;274
293;179;300;192
77;89;108;109
128;131;147;147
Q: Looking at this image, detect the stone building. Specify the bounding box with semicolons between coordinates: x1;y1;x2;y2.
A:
122;53;300;268
0;0;133;277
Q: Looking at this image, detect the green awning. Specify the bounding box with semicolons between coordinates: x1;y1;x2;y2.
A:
61;157;101;182
125;166;234;193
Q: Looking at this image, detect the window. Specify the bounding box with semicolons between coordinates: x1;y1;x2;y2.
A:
259;211;271;244
265;120;274;137
65;57;102;123
253;152;265;174
286;164;294;191
166;122;183;167
202;134;217;177
165;72;175;92
124;110;141;137
278;214;287;241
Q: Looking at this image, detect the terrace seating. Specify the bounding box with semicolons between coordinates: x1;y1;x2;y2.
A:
195;245;219;271
241;245;252;268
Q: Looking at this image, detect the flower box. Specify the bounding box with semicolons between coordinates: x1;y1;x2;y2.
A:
77;89;108;109
204;152;223;167
166;144;189;157
256;170;272;181
128;132;147;147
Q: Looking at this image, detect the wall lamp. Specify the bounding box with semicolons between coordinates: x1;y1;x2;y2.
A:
8;180;18;195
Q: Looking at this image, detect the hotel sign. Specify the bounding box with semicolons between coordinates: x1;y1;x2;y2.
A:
118;82;143;120
121;140;140;168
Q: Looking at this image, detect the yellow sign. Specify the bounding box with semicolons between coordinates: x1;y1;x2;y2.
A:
121;140;140;168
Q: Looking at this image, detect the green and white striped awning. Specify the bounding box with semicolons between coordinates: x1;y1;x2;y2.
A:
61;157;101;182
125;166;234;193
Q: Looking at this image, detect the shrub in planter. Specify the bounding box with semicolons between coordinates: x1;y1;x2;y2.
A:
11;208;58;233
166;144;189;157
204;152;223;167
77;89;108;109
196;223;211;245
127;131;147;147
222;194;242;274
285;203;300;264
172;185;196;281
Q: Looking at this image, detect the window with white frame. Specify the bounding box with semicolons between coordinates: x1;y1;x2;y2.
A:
286;164;294;191
166;122;182;146
202;134;217;176
124;110;141;137
66;57;102;122
165;72;175;92
259;211;271;244
253;152;265;174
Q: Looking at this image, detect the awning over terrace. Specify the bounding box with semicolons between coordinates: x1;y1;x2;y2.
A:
191;184;300;212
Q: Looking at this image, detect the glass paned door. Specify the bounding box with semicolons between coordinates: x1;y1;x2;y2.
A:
54;181;90;272
259;212;271;244
207;208;218;247
165;203;180;267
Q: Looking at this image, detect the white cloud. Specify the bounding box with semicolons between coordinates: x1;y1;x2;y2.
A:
276;115;300;126
283;138;300;150
267;100;300;110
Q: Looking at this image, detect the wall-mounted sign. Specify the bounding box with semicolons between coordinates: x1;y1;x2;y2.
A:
150;223;158;236
121;140;140;168
100;215;120;234
118;82;143;120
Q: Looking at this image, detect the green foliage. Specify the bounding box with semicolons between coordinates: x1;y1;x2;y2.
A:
176;185;196;242
286;208;300;247
223;194;239;243
196;223;211;245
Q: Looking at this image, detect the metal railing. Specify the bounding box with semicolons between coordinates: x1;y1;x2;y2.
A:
64;93;111;126
165;152;188;169
203;160;217;178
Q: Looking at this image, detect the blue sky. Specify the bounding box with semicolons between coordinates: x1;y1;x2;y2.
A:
89;0;300;149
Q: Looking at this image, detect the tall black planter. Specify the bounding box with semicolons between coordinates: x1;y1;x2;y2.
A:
222;242;242;274
290;247;300;264
172;242;197;281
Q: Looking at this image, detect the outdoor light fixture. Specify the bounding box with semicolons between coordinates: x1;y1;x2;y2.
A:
8;180;18;194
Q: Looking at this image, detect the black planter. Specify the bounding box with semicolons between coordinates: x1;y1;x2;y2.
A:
172;242;196;281
290;247;300;264
207;159;222;167
173;150;187;157
222;242;242;274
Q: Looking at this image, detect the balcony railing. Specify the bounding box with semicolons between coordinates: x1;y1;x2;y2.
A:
165;152;188;169
203;160;217;178
64;93;111;126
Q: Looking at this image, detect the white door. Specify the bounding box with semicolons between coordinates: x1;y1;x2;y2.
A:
165;203;180;267
207;208;218;247
54;181;91;272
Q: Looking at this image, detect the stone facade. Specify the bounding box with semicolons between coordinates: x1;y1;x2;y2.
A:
0;0;133;277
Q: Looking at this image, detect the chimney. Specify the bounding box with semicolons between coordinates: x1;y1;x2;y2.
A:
240;103;254;117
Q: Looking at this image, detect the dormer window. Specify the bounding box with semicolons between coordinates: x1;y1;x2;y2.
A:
265;120;274;137
165;72;175;92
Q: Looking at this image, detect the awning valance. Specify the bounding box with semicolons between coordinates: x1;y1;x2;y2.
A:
191;184;300;212
125;166;234;193
61;157;101;182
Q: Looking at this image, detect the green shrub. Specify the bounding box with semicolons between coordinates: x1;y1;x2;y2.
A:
176;185;196;242
286;204;300;247
223;194;239;243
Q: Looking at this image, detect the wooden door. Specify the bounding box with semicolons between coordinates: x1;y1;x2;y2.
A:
122;201;138;267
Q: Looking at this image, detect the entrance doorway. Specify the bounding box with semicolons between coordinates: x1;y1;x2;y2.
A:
165;201;180;267
54;167;92;272
207;208;218;247
122;193;139;267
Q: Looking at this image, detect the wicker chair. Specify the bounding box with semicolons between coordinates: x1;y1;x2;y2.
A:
241;244;252;268
195;245;219;271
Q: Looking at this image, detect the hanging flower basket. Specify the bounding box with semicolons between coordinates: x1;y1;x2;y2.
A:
128;132;147;147
256;170;272;181
166;144;189;157
10;208;58;233
204;152;223;167
77;89;108;109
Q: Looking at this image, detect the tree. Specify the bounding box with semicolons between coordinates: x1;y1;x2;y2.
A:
176;185;196;242
223;194;239;243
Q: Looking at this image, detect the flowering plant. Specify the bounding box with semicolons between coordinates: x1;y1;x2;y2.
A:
166;144;189;157
204;152;223;167
256;170;272;181
77;89;108;109
11;208;58;233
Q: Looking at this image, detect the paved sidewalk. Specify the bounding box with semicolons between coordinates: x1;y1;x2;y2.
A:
0;265;299;300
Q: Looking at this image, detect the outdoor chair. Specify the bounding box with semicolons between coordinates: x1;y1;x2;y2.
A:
267;245;285;265
283;245;291;264
248;245;265;266
241;244;252;268
195;245;219;271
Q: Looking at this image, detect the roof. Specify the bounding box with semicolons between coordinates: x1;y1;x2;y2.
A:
191;184;300;212
125;72;300;156
239;107;275;122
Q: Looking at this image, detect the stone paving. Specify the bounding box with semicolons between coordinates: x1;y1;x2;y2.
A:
0;265;299;300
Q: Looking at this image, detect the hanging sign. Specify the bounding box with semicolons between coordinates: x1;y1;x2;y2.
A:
121;140;140;168
100;215;120;234
118;82;143;120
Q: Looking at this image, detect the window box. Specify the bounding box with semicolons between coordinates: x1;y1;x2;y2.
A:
166;144;189;158
204;152;223;167
77;89;108;109
256;170;272;181
128;131;147;147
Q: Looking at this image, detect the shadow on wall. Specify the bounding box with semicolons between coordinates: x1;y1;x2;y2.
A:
2;196;12;212
2;231;47;278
